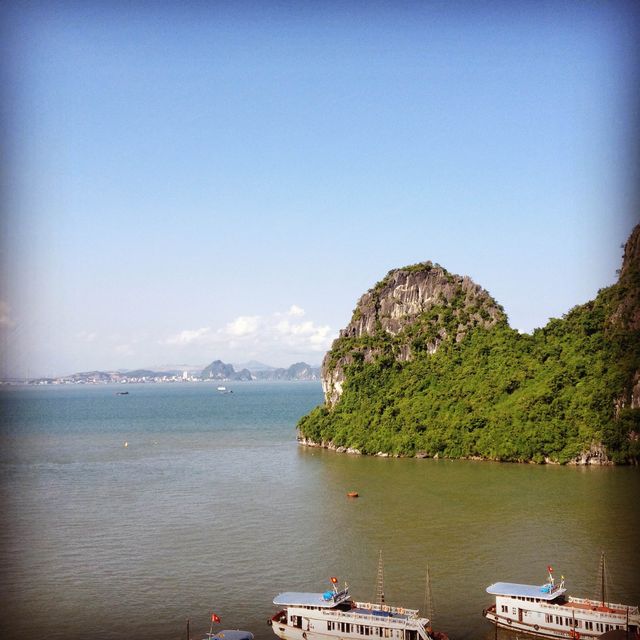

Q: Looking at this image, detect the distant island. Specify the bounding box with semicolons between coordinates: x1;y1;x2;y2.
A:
297;224;640;465
15;360;321;386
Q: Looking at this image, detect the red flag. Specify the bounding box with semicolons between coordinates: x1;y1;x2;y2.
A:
330;577;338;584
547;566;553;573
212;614;221;623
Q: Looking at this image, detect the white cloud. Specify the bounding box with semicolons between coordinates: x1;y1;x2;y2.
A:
225;315;260;337
164;327;212;345
162;305;335;359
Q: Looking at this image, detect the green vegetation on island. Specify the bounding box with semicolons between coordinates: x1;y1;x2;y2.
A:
298;226;640;464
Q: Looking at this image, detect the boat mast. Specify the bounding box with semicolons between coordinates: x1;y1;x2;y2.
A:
424;566;435;623
375;550;385;605
600;551;607;608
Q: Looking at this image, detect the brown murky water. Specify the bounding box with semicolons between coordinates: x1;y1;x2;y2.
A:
1;383;638;640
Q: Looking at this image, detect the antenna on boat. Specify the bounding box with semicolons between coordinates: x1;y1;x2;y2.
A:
424;565;435;624
374;549;385;605
600;551;607;608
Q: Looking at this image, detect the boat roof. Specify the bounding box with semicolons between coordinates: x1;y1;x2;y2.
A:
486;582;567;600
206;631;254;640
273;591;350;608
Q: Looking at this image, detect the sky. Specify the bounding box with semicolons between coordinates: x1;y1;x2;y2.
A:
1;0;639;378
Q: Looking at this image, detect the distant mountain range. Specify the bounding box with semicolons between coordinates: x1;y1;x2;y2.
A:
200;360;320;381
20;360;321;385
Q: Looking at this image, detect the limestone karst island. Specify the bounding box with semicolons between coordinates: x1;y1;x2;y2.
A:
297;224;640;464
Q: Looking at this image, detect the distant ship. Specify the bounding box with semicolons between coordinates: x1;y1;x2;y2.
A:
483;562;640;638
269;577;447;640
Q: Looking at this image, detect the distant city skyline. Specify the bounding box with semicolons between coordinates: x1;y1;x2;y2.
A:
1;1;638;378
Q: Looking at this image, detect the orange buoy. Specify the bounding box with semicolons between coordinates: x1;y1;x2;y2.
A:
346;491;359;498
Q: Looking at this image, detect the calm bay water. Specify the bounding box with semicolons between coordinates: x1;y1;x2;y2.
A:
1;382;639;640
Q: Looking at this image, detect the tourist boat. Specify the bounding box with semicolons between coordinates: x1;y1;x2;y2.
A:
269;577;447;640
483;564;640;639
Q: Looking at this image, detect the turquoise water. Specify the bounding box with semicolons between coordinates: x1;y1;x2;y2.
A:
1;382;639;640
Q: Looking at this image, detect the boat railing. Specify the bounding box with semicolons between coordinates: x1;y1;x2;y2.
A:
319;606;423;627
353;602;420;618
566;597;639;615
539;600;638;620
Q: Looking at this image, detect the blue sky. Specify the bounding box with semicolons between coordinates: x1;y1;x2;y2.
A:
1;1;638;377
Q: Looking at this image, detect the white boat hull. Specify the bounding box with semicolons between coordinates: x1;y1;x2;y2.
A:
485;608;599;639
484;604;639;639
270;621;334;640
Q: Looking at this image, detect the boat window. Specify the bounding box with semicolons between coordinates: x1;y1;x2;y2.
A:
545;615;552;623
585;622;593;631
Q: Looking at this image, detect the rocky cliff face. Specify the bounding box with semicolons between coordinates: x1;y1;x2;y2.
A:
610;223;640;333
610;224;640;412
322;262;507;406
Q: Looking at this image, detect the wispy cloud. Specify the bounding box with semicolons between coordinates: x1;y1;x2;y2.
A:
162;305;334;357
225;315;260;337
76;331;97;343
164;327;212;346
0;301;16;329
115;343;135;357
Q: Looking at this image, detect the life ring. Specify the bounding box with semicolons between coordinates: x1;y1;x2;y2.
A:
534;625;539;631
570;631;580;640
507;619;512;625
303;633;307;639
